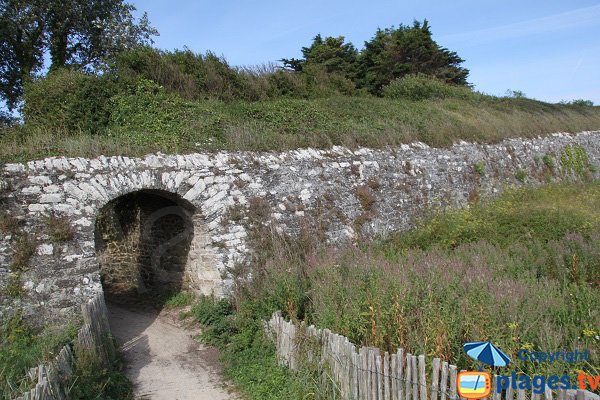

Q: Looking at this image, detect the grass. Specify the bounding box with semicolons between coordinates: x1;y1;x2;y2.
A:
0;313;132;400
0;315;77;399
190;181;600;400
1;95;599;162
191;296;337;400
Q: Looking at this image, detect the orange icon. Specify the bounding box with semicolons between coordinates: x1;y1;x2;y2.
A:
457;371;492;399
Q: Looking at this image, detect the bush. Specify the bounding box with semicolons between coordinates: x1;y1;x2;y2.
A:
23;69;117;134
563;99;594;107
383;74;475;101
218;183;599;378
106;78;227;151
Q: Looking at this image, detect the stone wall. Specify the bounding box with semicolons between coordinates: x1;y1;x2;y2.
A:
0;131;599;323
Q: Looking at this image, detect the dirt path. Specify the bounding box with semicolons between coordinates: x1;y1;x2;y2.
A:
108;303;240;400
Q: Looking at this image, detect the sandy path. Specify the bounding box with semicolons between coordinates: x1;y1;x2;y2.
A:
108;303;240;400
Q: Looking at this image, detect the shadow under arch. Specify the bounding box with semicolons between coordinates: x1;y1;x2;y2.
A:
94;189;195;305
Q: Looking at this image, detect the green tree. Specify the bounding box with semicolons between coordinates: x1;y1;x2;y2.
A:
281;34;359;80
358;20;469;94
0;0;46;109
0;0;157;110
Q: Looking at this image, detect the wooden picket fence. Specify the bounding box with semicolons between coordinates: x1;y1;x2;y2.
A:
13;293;114;400
267;312;600;400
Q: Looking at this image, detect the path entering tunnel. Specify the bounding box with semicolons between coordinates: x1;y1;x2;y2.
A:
94;190;195;303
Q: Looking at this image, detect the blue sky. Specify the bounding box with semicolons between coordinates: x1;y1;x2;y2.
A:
136;1;596;104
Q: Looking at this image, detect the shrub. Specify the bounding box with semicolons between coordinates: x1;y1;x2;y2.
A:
383;74;475;101
23;69;117;135
563;99;594;107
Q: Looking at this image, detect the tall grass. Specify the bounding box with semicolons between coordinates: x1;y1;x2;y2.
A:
213;182;600;387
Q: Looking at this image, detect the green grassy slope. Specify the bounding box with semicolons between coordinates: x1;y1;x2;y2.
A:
1;95;599;162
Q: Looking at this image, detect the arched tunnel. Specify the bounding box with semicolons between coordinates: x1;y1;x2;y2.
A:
94;190;195;303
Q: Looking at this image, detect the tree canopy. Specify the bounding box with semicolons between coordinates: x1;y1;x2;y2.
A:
0;0;157;109
282;20;469;95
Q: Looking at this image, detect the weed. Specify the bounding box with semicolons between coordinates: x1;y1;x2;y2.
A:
44;214;75;242
10;235;36;272
5;272;23;298
515;169;527;182
0;212;19;235
473;160;486;176
367;177;381;190
355;185;376;210
247;197;271;222
163;291;195;308
542;154;555;170
224;205;245;222
560;145;590;177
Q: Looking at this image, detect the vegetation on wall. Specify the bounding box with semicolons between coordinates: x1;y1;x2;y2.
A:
193;182;600;399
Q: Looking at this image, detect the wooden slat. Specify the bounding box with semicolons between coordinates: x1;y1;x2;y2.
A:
384;352;390;400
418;355;427;400
431;358;440;400
411;355;418;400
405;353;412;400
449;365;457;400
506;374;514;400
440;361;449;400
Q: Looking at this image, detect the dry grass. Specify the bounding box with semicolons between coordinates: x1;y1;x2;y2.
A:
44;214;75;242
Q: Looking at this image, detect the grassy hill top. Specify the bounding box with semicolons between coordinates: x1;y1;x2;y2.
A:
1;93;599;163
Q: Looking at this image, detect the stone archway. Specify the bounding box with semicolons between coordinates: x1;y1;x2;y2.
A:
94;189;195;301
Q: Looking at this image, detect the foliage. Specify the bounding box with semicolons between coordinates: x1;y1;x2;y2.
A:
515;168;527;182
560;145;591;177
389;182;600;251
0;314;77;399
24;68;116;134
10;235;35;271
0;0;46;109
283;20;469;95
163;291;194;308
505;90;527;99
542;154;555;170
219;182;600;386
0;0;156;109
382;74;476;101
3;91;600;163
192;296;335;399
474;160;486;176
358;20;469;94
0;211;19;234
562;99;594;107
281;34;359;81
67;342;133;400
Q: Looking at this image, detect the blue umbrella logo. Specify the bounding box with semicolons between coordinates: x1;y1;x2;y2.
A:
463;341;511;368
